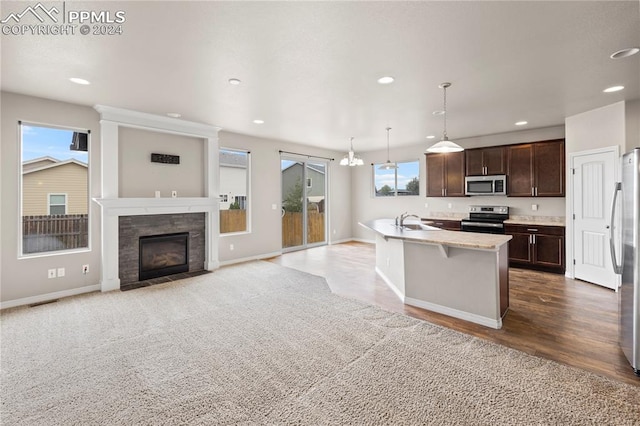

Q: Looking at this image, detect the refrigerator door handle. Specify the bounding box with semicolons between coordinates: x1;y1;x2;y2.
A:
609;182;623;275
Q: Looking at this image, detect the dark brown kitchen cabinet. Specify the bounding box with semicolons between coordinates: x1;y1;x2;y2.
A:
504;224;565;273
425;152;465;197
423;219;460;231
465;146;506;176
507;139;565;197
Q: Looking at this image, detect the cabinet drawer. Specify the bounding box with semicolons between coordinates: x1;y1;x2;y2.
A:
504;224;565;236
423;219;460;231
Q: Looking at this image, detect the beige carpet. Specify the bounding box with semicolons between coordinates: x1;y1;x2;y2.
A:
1;261;639;425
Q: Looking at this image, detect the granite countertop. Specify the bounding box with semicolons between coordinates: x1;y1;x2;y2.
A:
504;216;565;227
359;219;511;250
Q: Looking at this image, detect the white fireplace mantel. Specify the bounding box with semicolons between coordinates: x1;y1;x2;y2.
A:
94;105;221;292
94;197;218;216
93;197;219;292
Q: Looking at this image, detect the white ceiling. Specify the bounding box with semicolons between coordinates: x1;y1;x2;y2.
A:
1;1;639;152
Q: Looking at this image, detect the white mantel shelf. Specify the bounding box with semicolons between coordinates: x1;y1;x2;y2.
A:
93;197;218;216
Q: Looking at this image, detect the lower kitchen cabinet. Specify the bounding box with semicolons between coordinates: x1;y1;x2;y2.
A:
504;224;565;273
424;219;460;231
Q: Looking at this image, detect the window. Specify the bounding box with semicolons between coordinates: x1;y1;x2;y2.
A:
306;177;312;189
48;194;67;215
373;160;420;197
219;148;250;234
21;123;89;255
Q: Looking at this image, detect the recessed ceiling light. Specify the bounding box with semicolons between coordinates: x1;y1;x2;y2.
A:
69;77;90;85
610;47;639;59
515;121;528;126
603;85;624;93
167;112;181;118
228;78;241;85
426;135;436;139
253;119;264;124
432;110;445;116
377;76;394;84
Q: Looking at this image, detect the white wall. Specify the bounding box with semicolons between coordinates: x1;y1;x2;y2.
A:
1;92;102;303
217;131;352;263
353;126;566;241
118;127;205;198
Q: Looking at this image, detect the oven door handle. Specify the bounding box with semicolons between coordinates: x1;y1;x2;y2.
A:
461;221;504;228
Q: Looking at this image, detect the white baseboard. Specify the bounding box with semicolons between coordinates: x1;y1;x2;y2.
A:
1;284;101;310
351;237;375;244
219;251;283;267
329;238;355;245
404;296;502;329
375;266;405;303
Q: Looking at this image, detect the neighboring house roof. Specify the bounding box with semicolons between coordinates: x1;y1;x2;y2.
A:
220;151;247;168
281;162;325;175
22;158;87;175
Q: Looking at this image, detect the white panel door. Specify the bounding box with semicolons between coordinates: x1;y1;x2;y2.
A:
572;149;618;289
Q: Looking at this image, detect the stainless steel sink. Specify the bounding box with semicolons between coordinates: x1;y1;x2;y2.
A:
402;223;425;230
391;223;440;231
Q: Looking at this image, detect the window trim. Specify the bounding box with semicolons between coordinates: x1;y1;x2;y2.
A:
18;121;92;258
47;193;68;215
372;159;421;198
219;147;251;236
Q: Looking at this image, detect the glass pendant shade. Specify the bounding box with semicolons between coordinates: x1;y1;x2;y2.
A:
426;137;464;153
426;82;464;153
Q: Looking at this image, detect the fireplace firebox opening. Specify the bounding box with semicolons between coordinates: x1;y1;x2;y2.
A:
139;232;189;281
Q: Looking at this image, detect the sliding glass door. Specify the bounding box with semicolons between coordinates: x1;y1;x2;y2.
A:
281;156;327;251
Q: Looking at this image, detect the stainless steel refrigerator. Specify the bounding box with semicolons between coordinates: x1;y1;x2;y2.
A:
610;147;640;376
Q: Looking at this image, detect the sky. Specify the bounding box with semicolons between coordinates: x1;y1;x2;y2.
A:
21;124;88;163
374;161;419;191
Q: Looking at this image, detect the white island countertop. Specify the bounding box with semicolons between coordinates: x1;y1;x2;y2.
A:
360;219;511;251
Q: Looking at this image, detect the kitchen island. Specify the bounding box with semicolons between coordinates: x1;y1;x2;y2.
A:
360;219;512;329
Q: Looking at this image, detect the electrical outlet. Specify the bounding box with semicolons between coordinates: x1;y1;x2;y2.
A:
532;204;538;211
47;269;56;279
171;190;177;198
333;229;336;235
448;203;452;209
230;244;234;251
82;264;89;274
424;203;429;209
272;204;277;210
155;190;160;198
57;268;65;277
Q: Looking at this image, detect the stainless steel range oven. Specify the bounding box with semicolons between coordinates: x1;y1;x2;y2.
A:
460;206;509;234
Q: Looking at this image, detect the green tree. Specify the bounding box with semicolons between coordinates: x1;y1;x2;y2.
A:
406;177;419;195
378;185;393;196
283;180;303;212
229;200;241;210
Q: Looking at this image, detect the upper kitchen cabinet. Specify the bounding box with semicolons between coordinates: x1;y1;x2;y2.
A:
507;139;565;197
426;152;466;197
465;146;506;176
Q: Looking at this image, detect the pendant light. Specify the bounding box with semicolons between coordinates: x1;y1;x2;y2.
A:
379;127;397;170
426;82;464;153
339;137;364;167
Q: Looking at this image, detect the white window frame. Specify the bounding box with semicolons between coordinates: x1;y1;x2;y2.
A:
219;147;251;235
372;159;421;197
18;121;91;258
47;193;68;215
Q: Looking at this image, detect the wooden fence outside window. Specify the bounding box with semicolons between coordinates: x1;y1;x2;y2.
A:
22;214;88;254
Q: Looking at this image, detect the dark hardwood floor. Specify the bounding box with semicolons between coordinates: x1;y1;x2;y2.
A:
268;241;640;387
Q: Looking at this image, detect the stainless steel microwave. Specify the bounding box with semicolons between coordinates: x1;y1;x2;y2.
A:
465;175;507;196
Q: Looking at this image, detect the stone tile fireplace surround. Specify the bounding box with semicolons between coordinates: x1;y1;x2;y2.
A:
119;213;205;285
93;105;220;292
